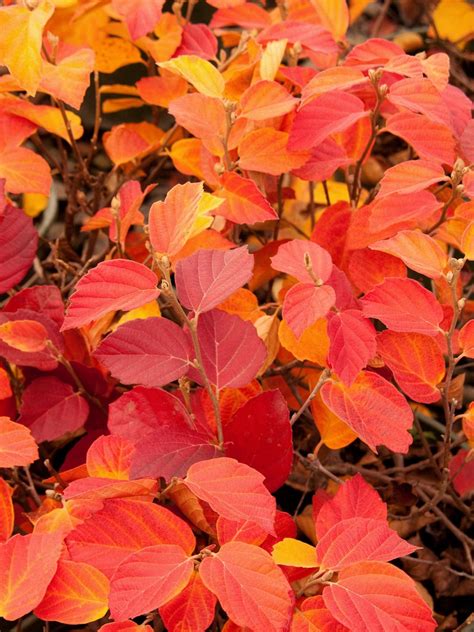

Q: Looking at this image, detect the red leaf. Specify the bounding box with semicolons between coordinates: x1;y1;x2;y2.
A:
109;544;194;620
377;160;447;199
216;516;268;546
199;542;294;631
176;247;254;313
19;377;89;443
0;195;38;293
449;449;474;498
34;559;109;624
159;570;217;632
62;477;158;503
210;3;272;29
288;91;367;151
315;474;387;539
95;318;192;387
223;390;292;492
292;595;348;632
348;249;407;294
214;172;278;224
283;283;336;338
4;285;64;327
367;190;442;234
62;259;159;331
175;23;218;60
0;533;62;620
321;371;413;453
388;77;451;128
66;498;195;578
385;111;456;165
271;239;333;284
184;457;276;533
327;310;377;386
129;422;219;481
292;138;351;182
0;479;13;542
0;416;38;467
108;386;197;440
322;561;436;631
377;331;444;403
361;277;443;336
194;310;266;389
316;517;416;571
99;624;152;632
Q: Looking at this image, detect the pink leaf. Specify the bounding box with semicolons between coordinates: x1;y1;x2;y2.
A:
95;318;192;387
193;310;266;389
271;239;333;284
315;474;387;539
288;91;367;151
18;377;89;443
199;542;294;632
184;457;276;533
327;310;377;386
283;283;336;338
175;247;254;313
62;259;159;331
360;277;443;336
111;0;164;40
316;517;417;571
223;390;292;492
322;561;436;631
175;23;218;60
109;544;194;620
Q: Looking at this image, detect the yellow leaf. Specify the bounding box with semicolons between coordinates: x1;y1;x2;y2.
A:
159;56;225;98
431;0;474;48
94;35;144;74
112;300;161;331
260;39;287;82
349;0;371;23
272;538;317;568
0;0;54;95
23;193;49;218
461;221;474;260
312;0;349;41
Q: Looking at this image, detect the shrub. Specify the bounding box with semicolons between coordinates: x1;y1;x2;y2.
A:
0;0;473;630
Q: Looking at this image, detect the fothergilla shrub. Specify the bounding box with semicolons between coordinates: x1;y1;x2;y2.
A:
0;0;473;630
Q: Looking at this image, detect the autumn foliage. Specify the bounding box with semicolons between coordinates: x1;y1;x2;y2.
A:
0;0;473;629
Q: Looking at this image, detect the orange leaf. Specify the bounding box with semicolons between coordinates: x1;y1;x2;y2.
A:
310;386;357;450
103;122;164;165
86;435;135;479
0;479;14;543
0;320;49;353
238;128;310;176
99;624;152;632
312;0;349;40
459;320;474;358
200;542;294;631
385;112;456;165
184;457;276;533
0;366;12;400
109;544;194;620
169;92;227;155
148;181;220;256
301;67;366;105
279;318;330;365
377;160;448;199
136;72;188;108
65;497;195;578
239;80;296;120
159;570;217;632
0;417;38;468
291;595;347;632
0;146;51;195
347;249;406;294
377;331;444;404
369;230;448;279
0;0;54;95
40;46;95;110
215;172;278;224
461;221;474;260
0;532;62;620
321;371;413;453
34;559;109;624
